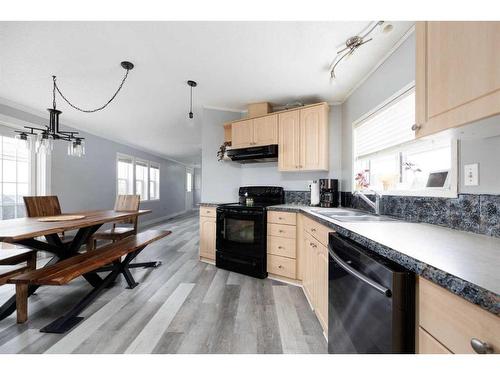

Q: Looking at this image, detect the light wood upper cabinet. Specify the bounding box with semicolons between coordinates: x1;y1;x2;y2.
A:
278;110;301;171
415;21;500;138
279;104;329;172
230;115;278;149
231;119;254;149
300;105;329;170
253;114;278;146
199;215;216;261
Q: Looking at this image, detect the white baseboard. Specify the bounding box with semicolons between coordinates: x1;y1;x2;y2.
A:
140;209;190;227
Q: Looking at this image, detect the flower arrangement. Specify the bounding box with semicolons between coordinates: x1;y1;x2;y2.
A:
355;169;370;190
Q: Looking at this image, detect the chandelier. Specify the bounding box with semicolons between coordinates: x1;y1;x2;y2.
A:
15;61;134;157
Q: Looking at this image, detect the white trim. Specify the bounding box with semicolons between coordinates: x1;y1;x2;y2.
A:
202;105;246;114
343;24;416;103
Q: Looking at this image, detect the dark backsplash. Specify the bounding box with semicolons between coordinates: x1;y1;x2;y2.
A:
284;190;500;238
341;192;500;238
284;190;311;205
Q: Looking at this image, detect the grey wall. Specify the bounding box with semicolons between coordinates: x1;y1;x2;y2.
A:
341;32;416;191
240;106;342;190
193;166;202;205
459;126;500;194
0;103;190;224
201;108;242;202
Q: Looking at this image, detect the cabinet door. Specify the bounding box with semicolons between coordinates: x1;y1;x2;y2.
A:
300;105;329;171
302;233;314;304
415;22;500;138
253;114;278;146
278;110;301;171
231;119;254;149
199;216;216;260
316;245;329;333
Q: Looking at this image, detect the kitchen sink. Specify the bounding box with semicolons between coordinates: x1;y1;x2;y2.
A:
311;210;397;222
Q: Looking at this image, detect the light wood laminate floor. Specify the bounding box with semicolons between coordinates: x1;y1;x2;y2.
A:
0;211;327;354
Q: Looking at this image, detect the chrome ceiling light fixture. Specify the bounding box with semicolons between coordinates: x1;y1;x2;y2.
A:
15;61;134;157
187;80;197;119
329;21;393;80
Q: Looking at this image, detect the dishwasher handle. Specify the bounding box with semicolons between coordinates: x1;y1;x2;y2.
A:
330;249;392;297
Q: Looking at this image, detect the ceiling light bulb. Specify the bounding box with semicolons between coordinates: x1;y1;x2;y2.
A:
382;23;393;34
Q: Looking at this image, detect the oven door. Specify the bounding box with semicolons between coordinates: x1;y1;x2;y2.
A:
216;207;265;257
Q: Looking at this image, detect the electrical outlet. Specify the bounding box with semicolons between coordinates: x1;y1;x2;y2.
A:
464;163;479;186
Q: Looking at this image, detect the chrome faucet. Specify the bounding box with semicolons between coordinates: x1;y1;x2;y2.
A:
353;190;383;215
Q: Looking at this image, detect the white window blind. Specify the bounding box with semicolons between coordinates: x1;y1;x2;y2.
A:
354;89;415;160
117;156;134;195
135;160;149;201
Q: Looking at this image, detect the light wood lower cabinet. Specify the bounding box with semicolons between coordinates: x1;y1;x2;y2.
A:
417;277;500;354
199;211;216;261
267;212;297;282
418;327;452;354
415;21;500;138
303;232;328;334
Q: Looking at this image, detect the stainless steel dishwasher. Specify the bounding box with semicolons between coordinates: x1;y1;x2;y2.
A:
328;232;415;354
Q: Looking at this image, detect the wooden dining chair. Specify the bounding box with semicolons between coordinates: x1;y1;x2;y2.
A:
87;195;141;251
23;196;72;243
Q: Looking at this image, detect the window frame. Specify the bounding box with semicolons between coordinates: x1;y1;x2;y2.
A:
0;120;48;219
149;162;160;201
351;82;458;198
116;153;160;202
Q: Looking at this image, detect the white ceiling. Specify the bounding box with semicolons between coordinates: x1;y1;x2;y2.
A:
0;21;414;164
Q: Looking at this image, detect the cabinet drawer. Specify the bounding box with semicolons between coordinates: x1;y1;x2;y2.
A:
304;217;331;246
267;211;296;225
200;207;216;218
418;327;452;354
267;254;296;279
267;236;296;258
419;277;500;354
267;223;296;239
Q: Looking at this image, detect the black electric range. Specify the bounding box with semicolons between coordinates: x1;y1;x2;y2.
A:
215;186;284;278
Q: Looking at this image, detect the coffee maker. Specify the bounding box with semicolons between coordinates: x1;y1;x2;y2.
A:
319;179;339;208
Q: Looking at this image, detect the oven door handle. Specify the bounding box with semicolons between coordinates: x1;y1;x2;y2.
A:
330;250;392;297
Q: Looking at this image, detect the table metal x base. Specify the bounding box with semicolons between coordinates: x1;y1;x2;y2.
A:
0;224;102;322
40;246;147;334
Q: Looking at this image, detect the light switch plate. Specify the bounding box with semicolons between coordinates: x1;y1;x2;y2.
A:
464;163;479;186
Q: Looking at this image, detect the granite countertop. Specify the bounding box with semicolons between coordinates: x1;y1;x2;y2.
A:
268;204;500;315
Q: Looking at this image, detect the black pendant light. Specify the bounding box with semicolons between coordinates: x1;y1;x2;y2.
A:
15;61;134;157
187;80;197;119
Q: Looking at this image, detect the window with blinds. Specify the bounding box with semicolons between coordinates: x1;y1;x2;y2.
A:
354;89;415;160
352;87;455;195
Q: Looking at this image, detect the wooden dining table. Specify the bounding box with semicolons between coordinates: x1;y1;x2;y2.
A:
0;209;151;321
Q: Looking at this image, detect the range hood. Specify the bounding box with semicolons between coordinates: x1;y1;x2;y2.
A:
226;144;278;163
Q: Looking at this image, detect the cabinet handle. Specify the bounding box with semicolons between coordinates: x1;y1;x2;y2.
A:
278;265;283;269
311;228;316;232
278;217;283;220
278;246;283;249
278;229;284;233
411;124;421;131
470;338;493;354
309;242;317;248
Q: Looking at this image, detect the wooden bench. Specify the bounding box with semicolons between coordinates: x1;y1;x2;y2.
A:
8;229;171;333
0;244;37;285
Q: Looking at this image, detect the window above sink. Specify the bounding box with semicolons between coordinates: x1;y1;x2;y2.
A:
352;84;458;198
